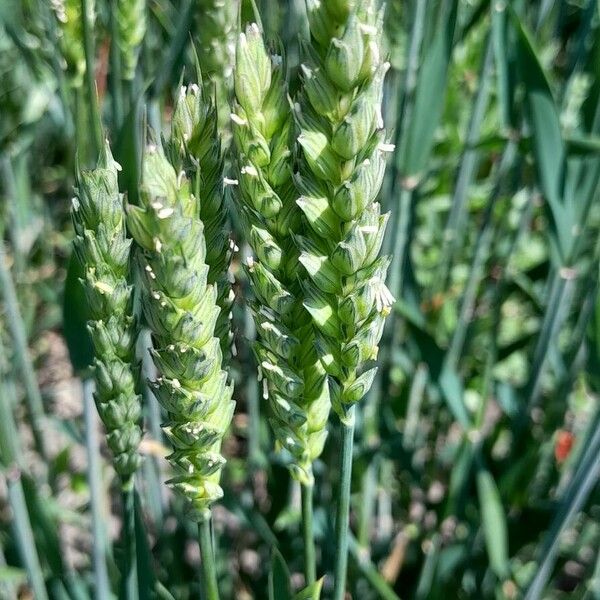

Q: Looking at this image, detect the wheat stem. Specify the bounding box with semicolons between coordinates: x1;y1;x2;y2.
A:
109;0;124;130
80;0;102;156
120;481;138;600
333;407;355;600
198;518;219;600
301;482;316;585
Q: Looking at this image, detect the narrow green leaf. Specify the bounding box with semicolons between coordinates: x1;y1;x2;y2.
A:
565;133;600;154
269;549;292;600
399;1;458;176
476;467;510;580
62;252;93;373
8;474;49;600
510;8;570;260
491;1;517;130
439;367;472;430
294;578;324;600
114;98;143;206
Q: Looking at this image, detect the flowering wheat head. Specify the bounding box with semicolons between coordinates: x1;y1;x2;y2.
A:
169;83;234;356
71;141;142;481
53;0;85;87
117;0;146;80
295;0;394;424
231;24;330;485
127;98;234;521
195;0;238;132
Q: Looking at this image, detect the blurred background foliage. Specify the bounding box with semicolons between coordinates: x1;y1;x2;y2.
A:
0;0;599;598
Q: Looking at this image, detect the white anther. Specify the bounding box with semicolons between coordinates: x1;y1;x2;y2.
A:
359;23;378;35
230;113;247;126
241;165;258;177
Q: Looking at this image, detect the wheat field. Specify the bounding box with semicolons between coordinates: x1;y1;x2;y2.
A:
0;1;599;599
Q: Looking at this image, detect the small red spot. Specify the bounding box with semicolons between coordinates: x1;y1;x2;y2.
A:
555;430;574;463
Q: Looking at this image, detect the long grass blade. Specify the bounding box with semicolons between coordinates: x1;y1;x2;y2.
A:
7;471;49;600
0;240;48;461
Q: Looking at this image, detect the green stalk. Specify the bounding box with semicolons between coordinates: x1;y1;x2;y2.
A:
436;36;494;292
358;373;385;551
388;185;414;303
120;480;138;600
80;0;102;157
198;518;219;600
1;156;25;275
382;0;428;221
109;0;124;131
301;482;316;585
333;407;356;600
445;140;518;370
7;470;49;600
525;268;575;409
83;379;111;600
0;241;48;461
123;78;135;122
403;363;428;450
393;0;428;163
415;534;442;599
